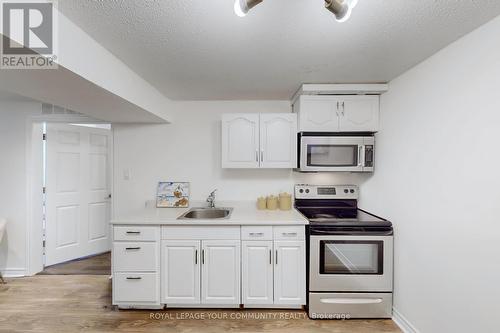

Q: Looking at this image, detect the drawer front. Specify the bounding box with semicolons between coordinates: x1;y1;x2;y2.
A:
113;242;158;272
308;292;392;319
241;226;273;241
162;226;240;240
113;272;159;304
114;225;159;241
273;226;305;240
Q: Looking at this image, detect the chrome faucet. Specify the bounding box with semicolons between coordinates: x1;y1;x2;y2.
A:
207;189;217;208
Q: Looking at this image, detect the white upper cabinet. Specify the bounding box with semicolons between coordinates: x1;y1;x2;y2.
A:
339;95;379;132
260;113;297;168
222;113;297;169
294;95;379;132
201;240;241;305
222;114;260;168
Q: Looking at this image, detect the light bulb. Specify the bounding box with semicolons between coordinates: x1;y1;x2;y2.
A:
234;0;247;17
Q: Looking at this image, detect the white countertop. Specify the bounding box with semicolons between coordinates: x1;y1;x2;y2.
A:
111;201;308;226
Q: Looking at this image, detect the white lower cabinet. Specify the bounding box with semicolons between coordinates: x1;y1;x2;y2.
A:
242;241;274;305
274;241;306;305
241;227;306;307
201;240;241;304
161;240;200;304
113;225;305;309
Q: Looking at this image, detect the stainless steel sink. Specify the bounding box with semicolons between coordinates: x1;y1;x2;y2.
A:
177;207;233;220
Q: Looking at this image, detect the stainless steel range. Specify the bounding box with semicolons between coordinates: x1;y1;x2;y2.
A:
294;184;393;319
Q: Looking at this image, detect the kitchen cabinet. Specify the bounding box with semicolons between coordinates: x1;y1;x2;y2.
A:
274;240;306;305
241;226;306;307
201;240;241;304
242;241;274;305
112;225;161;309
293;95;379;132
161;240;200;304
222;113;297;169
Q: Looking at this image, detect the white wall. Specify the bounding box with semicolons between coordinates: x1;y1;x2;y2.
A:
113;101;366;216
360;15;500;333
0;101;41;276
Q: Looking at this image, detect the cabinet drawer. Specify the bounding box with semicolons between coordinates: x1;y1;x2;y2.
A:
114;226;159;241
241;226;273;240
273;226;305;240
113;242;158;272
113;272;159;304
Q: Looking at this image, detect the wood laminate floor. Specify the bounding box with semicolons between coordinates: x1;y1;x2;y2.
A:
0;275;401;333
38;252;111;275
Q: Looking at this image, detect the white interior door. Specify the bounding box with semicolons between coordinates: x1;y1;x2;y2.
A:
201;240;240;304
45;124;112;266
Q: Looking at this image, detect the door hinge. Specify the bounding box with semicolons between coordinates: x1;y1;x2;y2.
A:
42;133;46;140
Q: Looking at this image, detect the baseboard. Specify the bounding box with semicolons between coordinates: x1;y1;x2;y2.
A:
1;268;26;277
392;307;419;333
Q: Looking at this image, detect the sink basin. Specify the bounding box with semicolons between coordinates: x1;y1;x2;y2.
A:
177;207;233;220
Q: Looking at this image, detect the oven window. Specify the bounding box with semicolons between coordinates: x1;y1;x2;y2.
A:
319;240;383;275
307;145;358;167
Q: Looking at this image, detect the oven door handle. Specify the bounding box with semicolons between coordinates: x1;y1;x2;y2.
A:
320;298;383;305
310;229;393;236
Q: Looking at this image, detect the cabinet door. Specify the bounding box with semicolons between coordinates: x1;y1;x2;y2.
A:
161;240;200;304
222;114;260;168
260;113;297;168
201;240;241;304
297;96;340;132
274;241;306;305
339;95;379;132
242;241;274;305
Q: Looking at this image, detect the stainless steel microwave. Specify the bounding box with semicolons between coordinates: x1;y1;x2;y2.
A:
297;133;375;172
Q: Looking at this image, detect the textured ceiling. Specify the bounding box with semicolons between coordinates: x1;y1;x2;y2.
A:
59;0;500;100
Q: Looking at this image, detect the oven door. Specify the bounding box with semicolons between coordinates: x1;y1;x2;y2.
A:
309;235;393;292
300;136;371;172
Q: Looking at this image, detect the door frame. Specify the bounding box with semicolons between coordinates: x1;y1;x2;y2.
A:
25;116;114;276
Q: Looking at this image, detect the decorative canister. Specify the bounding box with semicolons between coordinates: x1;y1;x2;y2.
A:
279;192;292;211
266;195;278;210
257;197;267;210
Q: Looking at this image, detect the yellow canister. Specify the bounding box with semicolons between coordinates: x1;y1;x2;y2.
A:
257;197;267;210
266;195;278;210
279;192;292;211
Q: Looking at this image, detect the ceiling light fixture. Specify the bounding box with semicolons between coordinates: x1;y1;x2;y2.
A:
325;0;358;22
234;0;263;17
233;0;359;22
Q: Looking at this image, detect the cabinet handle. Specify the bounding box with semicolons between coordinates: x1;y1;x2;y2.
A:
195;249;198;265
126;277;142;280
261;150;264;162
341;101;345;116
202;249;205;265
125;247;141;250
269;249;272;265
126;231;140;234
282;232;297;237
336;101;340;113
249;232;264;236
256;150;259;162
275;250;278;265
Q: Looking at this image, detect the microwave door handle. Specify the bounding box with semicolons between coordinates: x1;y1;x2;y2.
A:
358;145;364;167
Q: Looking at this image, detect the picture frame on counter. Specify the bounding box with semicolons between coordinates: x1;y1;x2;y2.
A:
156;182;190;208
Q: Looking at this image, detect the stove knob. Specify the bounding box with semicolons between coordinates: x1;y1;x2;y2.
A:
299;189;304;194
350;189;355;194
344;189;349;194
305;189;310;194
